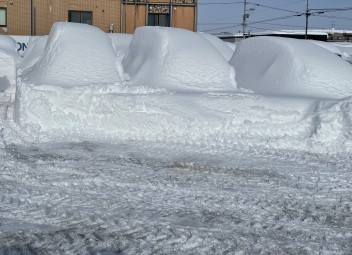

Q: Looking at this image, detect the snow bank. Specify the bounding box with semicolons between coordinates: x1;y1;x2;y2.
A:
308;40;343;56
0;35;19;60
11;26;352;154
109;33;133;61
123;27;236;92
198;32;234;61
230;37;352;99
331;42;352;64
22;22;124;87
17;36;48;70
14;82;352;154
0;35;19;92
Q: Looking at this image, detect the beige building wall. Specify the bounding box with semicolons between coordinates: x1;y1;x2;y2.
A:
0;0;196;35
34;0;121;35
123;4;146;34
1;0;121;35
121;0;197;34
0;0;31;35
172;6;195;31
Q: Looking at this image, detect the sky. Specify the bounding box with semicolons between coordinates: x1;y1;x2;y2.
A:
197;0;352;34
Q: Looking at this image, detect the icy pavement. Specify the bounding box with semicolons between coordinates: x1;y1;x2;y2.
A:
0;141;351;254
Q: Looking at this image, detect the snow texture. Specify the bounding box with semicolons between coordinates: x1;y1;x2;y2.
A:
22;22;124;87
17;36;48;71
198;32;234;61
230;36;352;99
332;42;352;64
123;27;237;92
108;33;133;62
0;35;19;93
1;23;352;254
0;35;19;61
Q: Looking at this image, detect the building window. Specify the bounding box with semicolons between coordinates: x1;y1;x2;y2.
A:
148;14;169;27
68;11;93;25
148;5;170;27
0;8;6;27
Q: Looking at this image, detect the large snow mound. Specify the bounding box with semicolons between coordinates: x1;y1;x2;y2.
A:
9;25;352;155
308;40;343;56
22;22;124;87
331;42;352;64
198;32;234;61
123;27;236;92
230;37;352;99
0;35;19;61
18;36;48;71
0;53;16;92
0;35;19;92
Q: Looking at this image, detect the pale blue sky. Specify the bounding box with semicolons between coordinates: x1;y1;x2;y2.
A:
198;0;352;33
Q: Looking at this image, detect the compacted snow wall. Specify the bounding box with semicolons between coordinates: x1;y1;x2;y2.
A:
123;27;236;92
230;36;352;99
22;22;124;87
0;35;19;92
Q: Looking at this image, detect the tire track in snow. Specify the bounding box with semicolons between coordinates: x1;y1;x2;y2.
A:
0;142;352;254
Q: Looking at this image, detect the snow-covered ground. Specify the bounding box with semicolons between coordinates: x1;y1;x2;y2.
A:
1;23;352;254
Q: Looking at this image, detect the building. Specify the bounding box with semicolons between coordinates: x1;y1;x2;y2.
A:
326;30;352;42
121;0;197;34
0;0;197;36
216;30;329;43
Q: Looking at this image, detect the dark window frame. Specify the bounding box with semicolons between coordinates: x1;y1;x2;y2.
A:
68;10;93;25
0;7;7;27
148;13;170;27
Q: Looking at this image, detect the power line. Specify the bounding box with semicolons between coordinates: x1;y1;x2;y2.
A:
200;13;302;33
198;1;244;5
248;14;302;25
310;7;352;12
198;22;242;25
199;1;352;34
314;14;352;21
247;2;301;14
259;22;305;29
201;24;243;33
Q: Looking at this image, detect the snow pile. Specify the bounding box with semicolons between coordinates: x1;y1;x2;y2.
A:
230;36;352;99
0;35;19;93
9;24;352;154
21;22;124;87
123;27;236;92
331;42;352;64
0;35;19;60
17;36;48;71
308;40;343;56
198;32;234;61
13;84;352;153
226;42;237;51
109;33;133;61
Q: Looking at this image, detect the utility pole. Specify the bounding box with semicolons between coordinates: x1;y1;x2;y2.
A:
242;0;247;39
305;0;309;39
